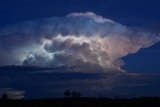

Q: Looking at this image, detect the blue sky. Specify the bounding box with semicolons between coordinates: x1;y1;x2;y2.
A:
0;0;160;27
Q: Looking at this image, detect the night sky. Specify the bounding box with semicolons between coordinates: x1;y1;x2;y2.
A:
0;0;160;99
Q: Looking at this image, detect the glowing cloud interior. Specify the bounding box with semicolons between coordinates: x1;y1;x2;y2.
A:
0;12;159;72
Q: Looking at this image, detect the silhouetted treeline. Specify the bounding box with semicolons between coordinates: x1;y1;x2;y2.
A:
64;90;81;98
1;97;160;107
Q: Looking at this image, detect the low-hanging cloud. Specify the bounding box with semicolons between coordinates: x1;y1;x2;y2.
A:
0;88;25;99
0;12;159;72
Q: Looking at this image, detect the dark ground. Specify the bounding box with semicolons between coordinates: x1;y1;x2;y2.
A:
1;97;160;107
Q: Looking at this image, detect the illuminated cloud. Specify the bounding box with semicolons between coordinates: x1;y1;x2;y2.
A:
0;12;159;72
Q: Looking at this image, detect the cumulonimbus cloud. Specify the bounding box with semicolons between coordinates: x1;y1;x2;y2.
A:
0;12;159;72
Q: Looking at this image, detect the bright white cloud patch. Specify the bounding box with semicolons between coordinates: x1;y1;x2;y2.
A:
0;12;159;72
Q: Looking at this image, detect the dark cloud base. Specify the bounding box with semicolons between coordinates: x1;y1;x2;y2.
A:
0;66;160;99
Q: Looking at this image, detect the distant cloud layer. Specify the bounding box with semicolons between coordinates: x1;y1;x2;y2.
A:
0;88;25;99
0;70;160;98
0;12;159;72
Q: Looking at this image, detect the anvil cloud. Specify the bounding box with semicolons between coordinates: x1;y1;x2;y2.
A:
0;12;159;72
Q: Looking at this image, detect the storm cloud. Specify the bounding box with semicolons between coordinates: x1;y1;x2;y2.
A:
0;12;159;72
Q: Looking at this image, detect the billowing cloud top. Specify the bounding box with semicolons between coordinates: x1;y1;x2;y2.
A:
0;12;159;72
